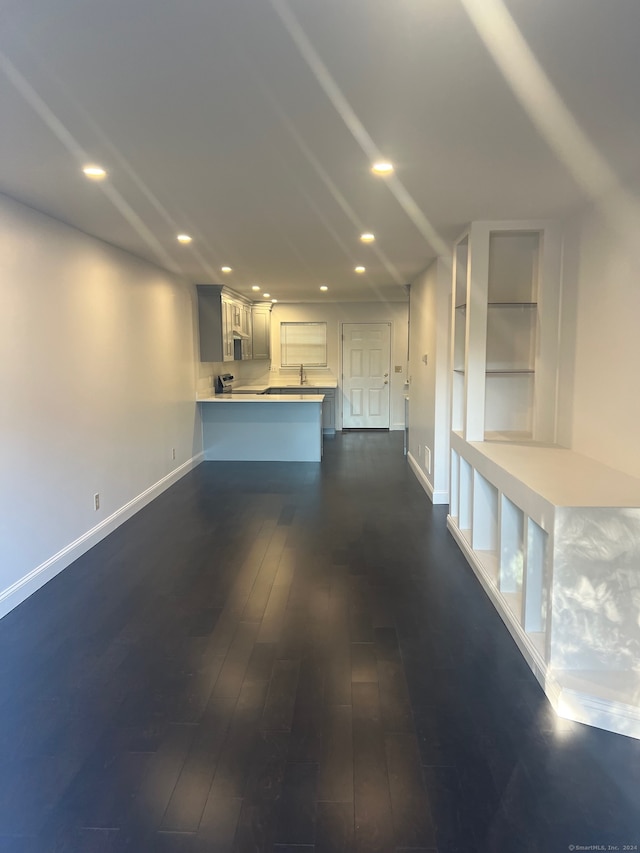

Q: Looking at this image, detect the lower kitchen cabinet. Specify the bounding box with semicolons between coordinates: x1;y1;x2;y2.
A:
269;387;336;434
319;388;335;434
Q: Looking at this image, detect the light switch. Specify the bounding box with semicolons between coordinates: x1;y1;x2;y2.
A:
422;353;429;365
395;365;403;373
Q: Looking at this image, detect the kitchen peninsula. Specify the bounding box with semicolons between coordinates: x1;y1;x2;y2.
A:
198;393;325;462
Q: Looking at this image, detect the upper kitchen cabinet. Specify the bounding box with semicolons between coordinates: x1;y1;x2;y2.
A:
251;303;272;360
197;285;254;363
450;221;563;443
197;285;231;362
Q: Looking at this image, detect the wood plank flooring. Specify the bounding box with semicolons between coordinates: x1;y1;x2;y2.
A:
0;431;639;852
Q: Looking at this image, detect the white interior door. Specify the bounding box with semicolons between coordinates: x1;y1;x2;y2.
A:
342;323;391;428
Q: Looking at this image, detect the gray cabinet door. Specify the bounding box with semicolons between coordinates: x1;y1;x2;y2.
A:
252;306;271;359
318;389;335;433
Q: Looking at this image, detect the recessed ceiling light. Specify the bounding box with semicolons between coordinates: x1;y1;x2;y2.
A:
251;285;260;291
263;293;270;298
355;266;366;274
271;298;278;303
371;161;394;175
221;266;232;273
320;285;328;291
82;164;107;180
177;234;192;244
360;233;375;243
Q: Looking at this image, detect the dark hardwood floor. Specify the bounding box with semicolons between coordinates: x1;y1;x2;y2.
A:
1;431;639;852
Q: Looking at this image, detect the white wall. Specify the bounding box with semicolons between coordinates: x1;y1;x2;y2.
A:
271;301;409;430
407;258;451;503
557;186;640;478
197;356;271;397
0;194;202;616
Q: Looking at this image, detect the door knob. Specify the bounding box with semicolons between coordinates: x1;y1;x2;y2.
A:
384;373;389;377
384;380;388;385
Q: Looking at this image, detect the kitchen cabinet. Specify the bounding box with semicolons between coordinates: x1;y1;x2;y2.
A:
269;386;335;434
241;303;252;339
319;388;335;434
251;303;272;360
199;395;323;462
196;285;253;363
220;294;235;361
197;285;232;362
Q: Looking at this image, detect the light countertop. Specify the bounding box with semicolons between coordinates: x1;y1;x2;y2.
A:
232;384;271;392
233;379;338;391
198;393;325;403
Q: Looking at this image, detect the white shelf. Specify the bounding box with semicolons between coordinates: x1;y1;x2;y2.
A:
527;632;546;660
484;430;534;443
475;549;499;585
488;231;540;303
465;438;640;508
450;449;460;520
459;456;473;531
502;591;523;623
450;221;561;444
472;470;498;553
524;517;547;634
500;494;524;607
448;434;640;739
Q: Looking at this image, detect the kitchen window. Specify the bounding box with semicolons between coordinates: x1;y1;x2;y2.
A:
280;322;327;366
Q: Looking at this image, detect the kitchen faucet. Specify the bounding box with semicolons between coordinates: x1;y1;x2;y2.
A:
299;364;305;384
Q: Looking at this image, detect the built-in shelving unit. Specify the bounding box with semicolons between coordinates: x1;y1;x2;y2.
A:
446;220;640;740
450;221;562;444
448;433;640;738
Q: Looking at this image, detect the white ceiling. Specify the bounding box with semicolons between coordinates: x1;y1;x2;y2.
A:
2;0;639;302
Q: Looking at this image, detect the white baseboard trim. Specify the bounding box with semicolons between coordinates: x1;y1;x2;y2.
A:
407;452;448;504
0;452;204;620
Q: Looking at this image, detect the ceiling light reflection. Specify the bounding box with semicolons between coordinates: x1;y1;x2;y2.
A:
82;164;107;180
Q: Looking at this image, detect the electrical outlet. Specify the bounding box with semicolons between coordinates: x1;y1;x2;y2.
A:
94;493;100;511
424;446;432;474
172;447;176;460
